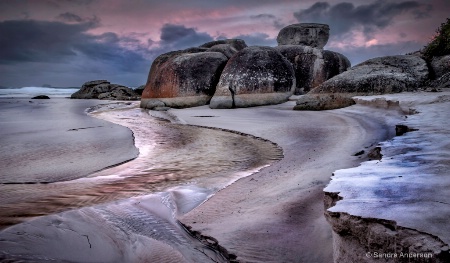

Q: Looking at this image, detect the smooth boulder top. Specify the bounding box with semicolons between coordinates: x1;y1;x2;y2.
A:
210;46;295;108
277;23;330;48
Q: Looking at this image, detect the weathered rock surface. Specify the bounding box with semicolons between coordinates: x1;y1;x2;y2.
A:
430;55;450;78
295;55;428;111
426;72;450;90
71;81;140;100
275;45;350;94
293;94;355;111
310;55;429;95
31;95;50;99
209;46;295;108
277;23;330;49
199;39;247;51
141;51;228;109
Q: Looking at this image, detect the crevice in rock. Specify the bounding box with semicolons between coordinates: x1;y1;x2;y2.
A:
229;82;236;108
179;221;238;263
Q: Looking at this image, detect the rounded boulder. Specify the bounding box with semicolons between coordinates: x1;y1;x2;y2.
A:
141;51;228;109
277;23;330;48
210;46;295;109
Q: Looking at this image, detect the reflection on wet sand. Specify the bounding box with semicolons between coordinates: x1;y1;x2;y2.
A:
0;104;282;229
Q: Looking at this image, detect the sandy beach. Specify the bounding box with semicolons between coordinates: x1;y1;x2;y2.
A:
167;100;403;262
3;92;447;262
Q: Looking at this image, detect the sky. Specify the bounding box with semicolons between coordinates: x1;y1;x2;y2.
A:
0;0;448;88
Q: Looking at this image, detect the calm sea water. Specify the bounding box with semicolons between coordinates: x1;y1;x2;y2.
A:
0;86;79;98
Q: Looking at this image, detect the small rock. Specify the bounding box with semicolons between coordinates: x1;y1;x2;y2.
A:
31;95;50;99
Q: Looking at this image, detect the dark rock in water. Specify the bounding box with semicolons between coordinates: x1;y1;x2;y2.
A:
277;23;330;49
310;55;429;95
200;39;248;51
430;55;450;78
71;80;140;100
32;95;50;99
141;51;228;109
293;93;355;111
367;147;382;160
210;46;296;109
275;45;350;94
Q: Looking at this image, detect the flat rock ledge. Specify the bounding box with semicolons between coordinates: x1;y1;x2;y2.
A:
323;92;450;263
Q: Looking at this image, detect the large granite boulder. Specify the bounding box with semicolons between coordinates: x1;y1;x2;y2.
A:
141;51;228;109
430;55;450;78
71;80;140;100
293;55;429;111
209;46;296;109
275;45;350;94
277;23;330;49
310;55;429;95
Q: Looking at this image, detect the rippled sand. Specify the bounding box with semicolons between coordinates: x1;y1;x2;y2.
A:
0;101;284;262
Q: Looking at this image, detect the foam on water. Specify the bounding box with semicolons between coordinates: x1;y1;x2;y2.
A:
0;86;79;97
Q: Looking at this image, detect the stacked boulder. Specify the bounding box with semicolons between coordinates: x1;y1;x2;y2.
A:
275;23;351;95
71;80;140;100
140;23;352;109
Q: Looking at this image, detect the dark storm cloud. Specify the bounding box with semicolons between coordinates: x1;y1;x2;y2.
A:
250;14;277;20
0;19;149;73
294;0;432;38
250;13;286;29
56;12;84;23
158;24;214;50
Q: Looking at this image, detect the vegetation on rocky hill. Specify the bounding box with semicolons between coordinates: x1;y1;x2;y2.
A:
424;17;450;60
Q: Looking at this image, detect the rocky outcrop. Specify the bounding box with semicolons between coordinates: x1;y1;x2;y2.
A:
275;45;350;94
71;80;140;100
141;51;228;109
430;55;450;78
293;55;429;111
277;23;330;49
209;46;295;109
310;55;429;95
140;40;248;109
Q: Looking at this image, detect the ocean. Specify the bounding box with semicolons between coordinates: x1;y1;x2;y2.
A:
0;86;80;98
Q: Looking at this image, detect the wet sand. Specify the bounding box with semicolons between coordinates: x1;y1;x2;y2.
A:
0;101;282;262
169;101;402;262
0;98;404;262
0;98;138;183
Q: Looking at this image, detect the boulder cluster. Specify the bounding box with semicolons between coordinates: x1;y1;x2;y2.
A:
141;23;351;109
71;80;140;100
295;52;449;110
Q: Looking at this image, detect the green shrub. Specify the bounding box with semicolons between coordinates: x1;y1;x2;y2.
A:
423;18;450;60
